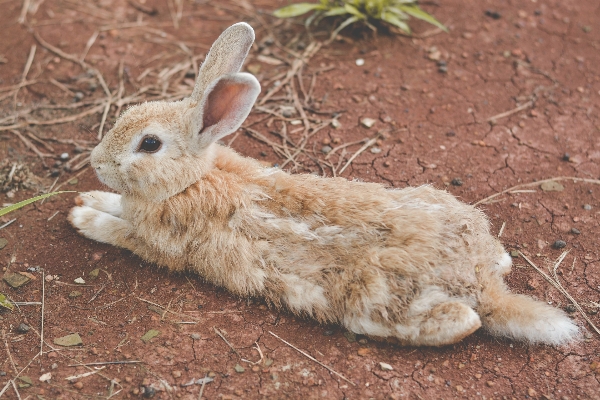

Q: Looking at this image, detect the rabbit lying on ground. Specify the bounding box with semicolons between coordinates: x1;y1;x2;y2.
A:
70;22;578;346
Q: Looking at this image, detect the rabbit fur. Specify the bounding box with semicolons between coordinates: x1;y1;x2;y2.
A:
70;22;579;347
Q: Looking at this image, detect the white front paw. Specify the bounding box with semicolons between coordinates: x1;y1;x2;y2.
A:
74;191;122;217
69;205;128;245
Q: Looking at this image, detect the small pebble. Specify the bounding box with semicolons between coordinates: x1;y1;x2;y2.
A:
73;92;84;102
562;153;570;161
583;204;592;210
142;386;156;398
485;10;502;19
323;330;334;336
565;304;577;313
553;240;567;249
331;119;342;129
16;323;30;334
321;146;332;154
355;58;365;66
451;178;463;186
234;364;245;373
60;152;70;160
383;161;390;168
379;362;393;371
172;370;181;378
370;147;381;154
73;381;83;390
360;117;376;128
282;109;293;118
570;228;580;235
322;138;331;145
486;381;495;387
357;348;371;356
190;333;201;340
528;388;538;397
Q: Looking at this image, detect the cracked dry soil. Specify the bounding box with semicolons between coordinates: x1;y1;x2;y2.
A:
1;0;599;399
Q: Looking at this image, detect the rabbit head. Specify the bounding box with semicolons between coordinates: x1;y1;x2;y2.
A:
90;23;261;201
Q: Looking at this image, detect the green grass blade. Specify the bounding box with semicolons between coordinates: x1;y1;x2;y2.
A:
323;6;348;17
331;14;362;39
0;191;75;217
273;3;325;18
382;11;411;33
397;4;447;31
343;3;367;18
387;6;409;20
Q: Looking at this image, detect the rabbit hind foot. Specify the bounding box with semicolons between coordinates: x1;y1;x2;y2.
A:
406;301;482;346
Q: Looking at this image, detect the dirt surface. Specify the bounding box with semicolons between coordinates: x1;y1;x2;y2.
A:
1;0;599;399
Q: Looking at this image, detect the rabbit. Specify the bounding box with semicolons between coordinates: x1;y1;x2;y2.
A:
69;22;579;347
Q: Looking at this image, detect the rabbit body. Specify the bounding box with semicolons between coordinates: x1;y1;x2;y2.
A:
70;23;579;346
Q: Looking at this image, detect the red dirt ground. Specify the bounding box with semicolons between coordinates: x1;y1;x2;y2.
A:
1;0;599;399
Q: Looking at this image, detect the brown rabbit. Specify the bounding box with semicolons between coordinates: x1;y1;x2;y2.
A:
69;22;578;346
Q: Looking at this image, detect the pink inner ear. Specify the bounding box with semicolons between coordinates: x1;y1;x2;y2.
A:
202;80;247;131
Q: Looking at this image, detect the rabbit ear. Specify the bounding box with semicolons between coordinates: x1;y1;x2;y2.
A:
193;72;260;147
191;22;255;102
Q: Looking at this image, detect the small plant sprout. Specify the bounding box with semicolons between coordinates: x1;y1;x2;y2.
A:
274;0;447;37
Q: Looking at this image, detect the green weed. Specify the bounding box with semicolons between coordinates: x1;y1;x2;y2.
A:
274;0;446;37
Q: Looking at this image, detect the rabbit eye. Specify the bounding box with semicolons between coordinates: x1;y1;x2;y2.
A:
139;136;162;153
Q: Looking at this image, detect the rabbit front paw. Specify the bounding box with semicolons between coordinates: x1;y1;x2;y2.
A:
74;191;122;217
69;205;134;249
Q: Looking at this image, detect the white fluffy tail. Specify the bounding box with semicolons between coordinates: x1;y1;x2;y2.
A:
479;287;579;346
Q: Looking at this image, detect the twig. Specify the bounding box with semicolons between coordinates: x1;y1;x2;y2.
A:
9;129;51;160
65;366;106;381
259;41;322;106
88;284;106;303
213;327;241;358
18;0;31;24
198;374;208;400
241;341;264;365
25;131;55;152
0;381;11;397
12;45;36;116
40;268;45;357
2;330;18;376
519;251;600;337
498;221;506;238
338;136;379;175
67;360;143;367
10;379;21;400
0;218;16;230
325;137;369;160
486;100;533;123
268;331;355;386
474;177;600;206
80;30;99;63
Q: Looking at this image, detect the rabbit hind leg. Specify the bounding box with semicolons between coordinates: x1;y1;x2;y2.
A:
404;301;482;346
345;301;481;346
